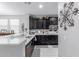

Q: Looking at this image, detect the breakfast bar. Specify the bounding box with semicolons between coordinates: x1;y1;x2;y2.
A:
0;34;35;57
0;31;58;57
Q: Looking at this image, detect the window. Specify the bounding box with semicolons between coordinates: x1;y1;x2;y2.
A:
0;19;8;32
0;19;20;34
10;19;20;33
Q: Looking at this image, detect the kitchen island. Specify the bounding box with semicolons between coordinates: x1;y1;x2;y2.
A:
0;33;35;57
0;31;58;57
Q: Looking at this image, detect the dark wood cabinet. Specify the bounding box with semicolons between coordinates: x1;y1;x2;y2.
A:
25;37;35;57
50;17;58;25
29;16;58;29
34;35;58;45
25;35;58;57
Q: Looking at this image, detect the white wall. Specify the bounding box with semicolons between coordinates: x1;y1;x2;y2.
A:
59;2;79;57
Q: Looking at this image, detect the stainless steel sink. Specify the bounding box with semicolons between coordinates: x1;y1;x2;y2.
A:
25;36;33;38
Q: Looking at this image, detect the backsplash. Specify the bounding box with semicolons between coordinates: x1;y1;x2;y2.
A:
29;29;58;35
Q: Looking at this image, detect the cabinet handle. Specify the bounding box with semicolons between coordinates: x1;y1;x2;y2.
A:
34;37;37;41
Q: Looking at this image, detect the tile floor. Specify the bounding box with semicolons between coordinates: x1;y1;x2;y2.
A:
32;45;58;57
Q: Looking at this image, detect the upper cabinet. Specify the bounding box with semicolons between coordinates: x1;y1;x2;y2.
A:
29;15;58;30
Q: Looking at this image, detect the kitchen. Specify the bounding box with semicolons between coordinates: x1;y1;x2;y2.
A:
0;2;58;57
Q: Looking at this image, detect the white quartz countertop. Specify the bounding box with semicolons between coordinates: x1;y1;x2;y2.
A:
0;31;58;45
0;34;35;45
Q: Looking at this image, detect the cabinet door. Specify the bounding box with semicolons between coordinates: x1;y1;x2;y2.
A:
35;35;58;45
47;35;58;45
50;17;58;25
25;41;31;57
35;35;47;45
37;19;43;29
45;20;50;29
25;41;34;57
35;35;41;45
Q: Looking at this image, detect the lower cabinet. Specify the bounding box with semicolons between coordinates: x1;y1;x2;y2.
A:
34;35;58;45
25;37;35;57
25;35;58;56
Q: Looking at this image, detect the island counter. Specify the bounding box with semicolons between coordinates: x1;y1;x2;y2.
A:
0;34;35;57
0;31;58;57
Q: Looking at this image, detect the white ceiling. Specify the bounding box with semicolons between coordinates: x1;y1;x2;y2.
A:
0;2;58;15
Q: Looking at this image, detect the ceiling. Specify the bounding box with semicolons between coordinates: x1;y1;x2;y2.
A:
0;2;58;15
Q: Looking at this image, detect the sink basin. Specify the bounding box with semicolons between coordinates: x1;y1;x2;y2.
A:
25;36;33;38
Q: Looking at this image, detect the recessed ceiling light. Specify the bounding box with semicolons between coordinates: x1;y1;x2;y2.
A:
39;4;43;9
